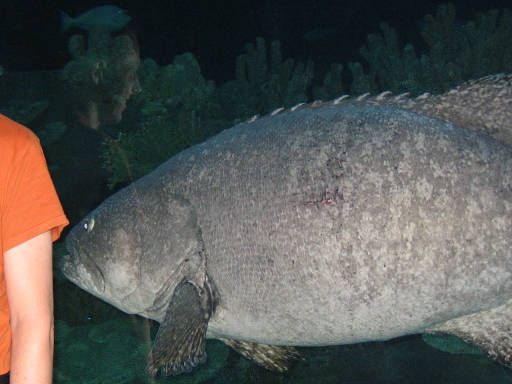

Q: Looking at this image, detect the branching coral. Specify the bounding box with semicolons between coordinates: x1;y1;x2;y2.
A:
103;54;227;188
103;3;512;188
217;37;314;120
136;53;219;117
104;38;315;188
313;62;345;100
350;4;512;95
62;28;138;103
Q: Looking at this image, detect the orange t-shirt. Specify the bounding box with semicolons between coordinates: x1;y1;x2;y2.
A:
0;114;69;374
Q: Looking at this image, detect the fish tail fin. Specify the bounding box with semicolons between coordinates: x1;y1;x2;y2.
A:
60;11;73;32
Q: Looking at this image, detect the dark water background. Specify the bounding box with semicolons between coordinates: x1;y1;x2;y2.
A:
2;0;512;382
1;0;510;79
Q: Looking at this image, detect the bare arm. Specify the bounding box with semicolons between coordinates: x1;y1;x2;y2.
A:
4;231;54;384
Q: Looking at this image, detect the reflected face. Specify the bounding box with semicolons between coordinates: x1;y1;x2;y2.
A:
102;46;141;125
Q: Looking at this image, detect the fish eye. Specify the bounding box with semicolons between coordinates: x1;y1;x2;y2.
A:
83;218;95;232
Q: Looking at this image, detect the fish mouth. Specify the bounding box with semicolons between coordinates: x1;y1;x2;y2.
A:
63;227;107;294
60;252;106;295
60;253;76;281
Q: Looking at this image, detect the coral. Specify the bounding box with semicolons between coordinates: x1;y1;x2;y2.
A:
352;23;425;94
67;35;86;59
104;52;228;188
422;5;512;86
103;107;228;188
350;4;512;95
62;27;139;109
313;62;345;100
136;53;219;116
104;38;316;188
103;4;512;188
217;37;314;120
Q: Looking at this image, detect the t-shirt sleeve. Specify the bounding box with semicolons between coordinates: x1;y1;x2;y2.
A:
3;134;69;251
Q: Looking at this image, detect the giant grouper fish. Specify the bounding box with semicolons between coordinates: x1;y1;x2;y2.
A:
62;74;512;376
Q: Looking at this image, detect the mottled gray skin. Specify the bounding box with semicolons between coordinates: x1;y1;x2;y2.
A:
64;101;512;349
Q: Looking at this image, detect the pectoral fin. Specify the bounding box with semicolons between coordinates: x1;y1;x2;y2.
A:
146;280;213;376
425;298;512;367
221;338;302;372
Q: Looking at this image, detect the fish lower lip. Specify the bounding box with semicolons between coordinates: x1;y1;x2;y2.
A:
60;255;82;287
60;254;73;277
60;253;105;294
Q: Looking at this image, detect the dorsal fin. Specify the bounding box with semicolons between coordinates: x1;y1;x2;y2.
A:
242;73;512;142
405;74;512;145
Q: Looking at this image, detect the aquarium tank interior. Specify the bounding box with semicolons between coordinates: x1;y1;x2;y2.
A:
2;0;512;383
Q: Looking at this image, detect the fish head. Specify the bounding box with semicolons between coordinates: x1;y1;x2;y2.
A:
62;182;201;318
62;188;145;314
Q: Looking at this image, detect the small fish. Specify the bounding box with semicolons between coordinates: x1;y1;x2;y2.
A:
61;5;131;32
